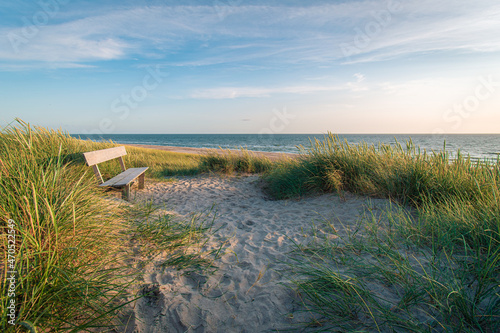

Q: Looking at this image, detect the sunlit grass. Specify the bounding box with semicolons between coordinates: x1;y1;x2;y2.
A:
103;146;203;178
264;133;500;249
199;148;274;174
0;120;225;332
127;201;225;275
288;207;500;332
0;120;134;331
266;133;500;332
3;120;498;331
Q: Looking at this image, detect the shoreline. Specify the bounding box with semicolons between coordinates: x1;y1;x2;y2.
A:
124;143;300;161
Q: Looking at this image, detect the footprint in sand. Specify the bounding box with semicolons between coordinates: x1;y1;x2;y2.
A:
236;221;252;232
131;175;393;332
185;272;209;289
236;261;252;269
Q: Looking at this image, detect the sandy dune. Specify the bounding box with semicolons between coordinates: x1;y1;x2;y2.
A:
127;175;391;332
125;144;299;161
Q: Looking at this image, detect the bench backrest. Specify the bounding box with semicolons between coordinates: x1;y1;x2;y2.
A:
83;146;127;166
83;146;127;184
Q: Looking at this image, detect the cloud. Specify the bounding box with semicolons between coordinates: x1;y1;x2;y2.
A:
353;73;365;82
339;0;500;63
0;62;96;71
0;0;499;70
347;73;368;91
190;83;359;99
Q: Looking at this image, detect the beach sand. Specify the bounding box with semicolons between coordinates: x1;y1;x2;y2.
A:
122;174;393;332
125;143;299;161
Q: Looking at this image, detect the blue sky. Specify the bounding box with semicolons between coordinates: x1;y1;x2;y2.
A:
1;0;499;134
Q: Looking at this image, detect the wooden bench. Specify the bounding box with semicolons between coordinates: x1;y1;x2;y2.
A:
83;146;148;201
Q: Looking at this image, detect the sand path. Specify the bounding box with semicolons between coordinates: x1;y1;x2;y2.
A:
129;175;390;332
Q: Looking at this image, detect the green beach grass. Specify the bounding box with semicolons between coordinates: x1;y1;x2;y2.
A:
0;120;224;332
264;134;500;332
0;121;135;331
200;148;274;174
1;121;499;332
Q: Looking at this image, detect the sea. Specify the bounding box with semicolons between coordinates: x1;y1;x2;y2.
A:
72;133;500;161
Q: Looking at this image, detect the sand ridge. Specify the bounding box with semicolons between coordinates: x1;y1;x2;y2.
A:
129;175;391;332
125;144;299;161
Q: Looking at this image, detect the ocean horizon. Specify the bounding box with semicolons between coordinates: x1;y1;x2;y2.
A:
72;133;500;161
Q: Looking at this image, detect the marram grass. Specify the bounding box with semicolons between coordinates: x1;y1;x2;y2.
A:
0;120;227;332
269;133;500;332
0;120;134;331
127;201;225;275
264;133;500;249
3;120;499;331
288;207;500;332
200;148;274;174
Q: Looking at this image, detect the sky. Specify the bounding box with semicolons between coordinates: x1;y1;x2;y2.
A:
1;0;499;134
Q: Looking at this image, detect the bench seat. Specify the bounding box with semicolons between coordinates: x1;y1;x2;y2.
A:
83;146;148;201
100;167;149;187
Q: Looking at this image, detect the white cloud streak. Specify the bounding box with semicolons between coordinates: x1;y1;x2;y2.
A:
190;73;368;99
0;1;499;69
190;85;346;99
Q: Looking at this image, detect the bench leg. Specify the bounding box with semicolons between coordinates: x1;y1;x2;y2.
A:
122;184;131;201
138;173;145;189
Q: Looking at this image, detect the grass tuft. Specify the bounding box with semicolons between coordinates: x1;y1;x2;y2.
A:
0;119;135;331
0;119;225;331
127;202;225;275
288;207;499;332
271;133;500;332
264;133;500;249
200;148;274;174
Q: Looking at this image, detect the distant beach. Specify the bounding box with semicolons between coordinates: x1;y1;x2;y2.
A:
73;133;500;160
125;143;299;161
